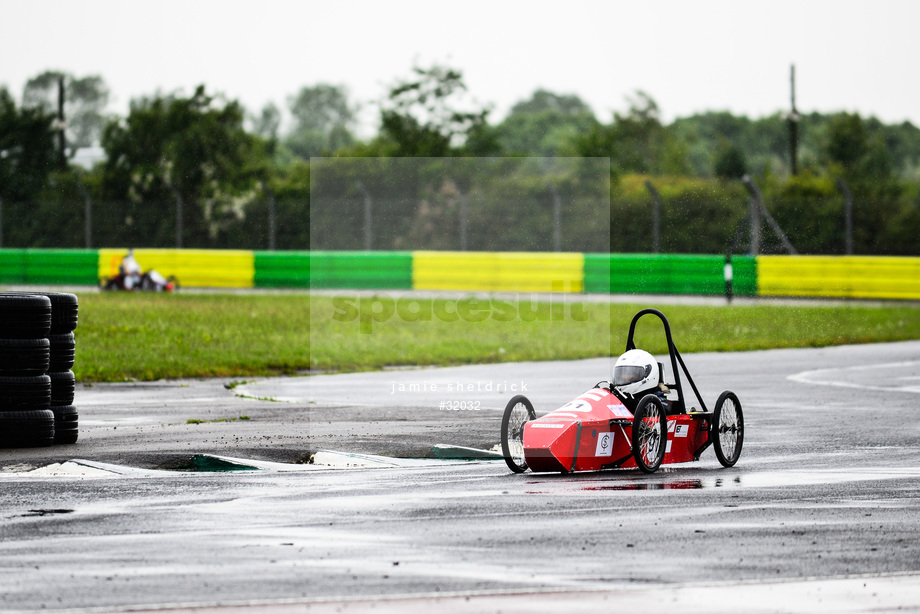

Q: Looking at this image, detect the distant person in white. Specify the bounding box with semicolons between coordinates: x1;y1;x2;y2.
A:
119;249;142;289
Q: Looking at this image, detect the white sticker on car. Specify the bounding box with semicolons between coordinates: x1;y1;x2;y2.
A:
595;432;613;456
607;405;633;419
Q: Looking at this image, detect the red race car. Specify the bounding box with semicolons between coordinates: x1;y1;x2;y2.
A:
500;308;744;474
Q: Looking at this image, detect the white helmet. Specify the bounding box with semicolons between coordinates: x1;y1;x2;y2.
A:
613;349;659;396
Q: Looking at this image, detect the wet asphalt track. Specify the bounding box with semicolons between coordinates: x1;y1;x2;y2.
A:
1;341;920;612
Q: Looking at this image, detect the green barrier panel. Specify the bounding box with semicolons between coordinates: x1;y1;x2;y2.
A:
584;253;612;293
610;254;725;294
731;256;757;296
0;249;28;284
0;249;99;285
254;251;311;288
261;251;413;289
585;254;756;296
0;249;759;295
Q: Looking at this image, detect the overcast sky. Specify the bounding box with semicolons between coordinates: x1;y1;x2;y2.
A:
2;0;918;136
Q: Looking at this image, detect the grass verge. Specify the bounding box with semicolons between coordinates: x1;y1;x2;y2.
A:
72;292;920;383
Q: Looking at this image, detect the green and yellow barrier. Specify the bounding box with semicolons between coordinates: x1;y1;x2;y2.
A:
1;248;918;300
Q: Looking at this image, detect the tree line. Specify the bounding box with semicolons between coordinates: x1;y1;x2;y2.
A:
1;66;918;255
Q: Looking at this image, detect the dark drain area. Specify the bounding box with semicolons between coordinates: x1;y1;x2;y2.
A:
144;450;313;471
170;454;260;472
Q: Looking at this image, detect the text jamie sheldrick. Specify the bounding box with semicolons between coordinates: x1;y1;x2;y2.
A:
390;380;528;394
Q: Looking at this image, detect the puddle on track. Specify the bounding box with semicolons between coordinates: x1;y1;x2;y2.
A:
520;466;920;494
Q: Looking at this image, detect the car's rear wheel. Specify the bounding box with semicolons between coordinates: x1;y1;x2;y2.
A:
632;394;667;473
501;395;535;473
713;391;744;467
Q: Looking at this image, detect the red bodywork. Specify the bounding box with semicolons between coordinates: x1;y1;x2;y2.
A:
523;387;711;473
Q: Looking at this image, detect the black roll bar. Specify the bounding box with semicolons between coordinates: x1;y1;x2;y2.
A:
624;308;709;414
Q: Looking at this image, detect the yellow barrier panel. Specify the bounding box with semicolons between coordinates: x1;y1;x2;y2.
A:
412;251;585;293
98;249;255;288
758;255;920;300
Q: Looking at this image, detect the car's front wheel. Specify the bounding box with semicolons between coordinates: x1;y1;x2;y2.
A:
501;395;535;473
712;390;744;467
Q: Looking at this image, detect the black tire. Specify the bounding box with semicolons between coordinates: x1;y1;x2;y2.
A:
0;374;51;410
51;404;79;444
28;292;78;333
0;409;55;448
0;338;50;375
501;395;535;473
712;391;744;467
0;293;52;339
48;332;76;371
632;394;668;473
49;370;75;406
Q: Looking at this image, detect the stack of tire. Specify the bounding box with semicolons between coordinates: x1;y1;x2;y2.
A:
0;292;79;448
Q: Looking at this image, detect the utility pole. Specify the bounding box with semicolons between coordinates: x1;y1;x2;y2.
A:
788;64;800;176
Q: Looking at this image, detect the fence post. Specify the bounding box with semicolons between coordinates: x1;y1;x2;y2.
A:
724;252;734;303
549;184;562;252
264;186;277;251
77;183;92;248
742;176;762;255
742;175;797;255
836;178;854;255
170;186;183;248
459;190;468;251
356;181;372;251
644;180;661;253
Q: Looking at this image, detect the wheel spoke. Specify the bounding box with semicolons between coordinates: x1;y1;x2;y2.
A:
718;400;738;459
508;403;529;464
639;408;660;463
